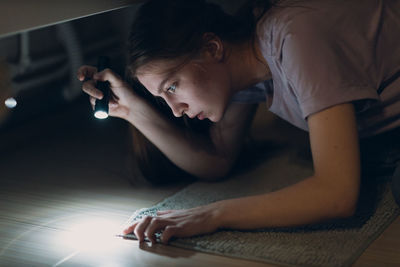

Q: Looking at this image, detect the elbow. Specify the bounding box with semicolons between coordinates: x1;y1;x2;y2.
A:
314;173;360;219
335;199;357;218
328;191;359;219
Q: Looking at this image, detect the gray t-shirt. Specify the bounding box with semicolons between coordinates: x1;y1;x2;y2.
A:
232;0;400;137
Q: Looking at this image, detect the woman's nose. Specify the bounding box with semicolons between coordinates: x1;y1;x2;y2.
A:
164;97;187;117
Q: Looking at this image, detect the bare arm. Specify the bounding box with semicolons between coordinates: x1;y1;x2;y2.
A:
217;103;360;229
126;98;258;180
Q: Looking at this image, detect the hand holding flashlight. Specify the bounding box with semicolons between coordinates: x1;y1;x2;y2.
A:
78;59;138;121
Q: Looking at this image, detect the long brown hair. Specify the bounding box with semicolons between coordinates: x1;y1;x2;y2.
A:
126;0;275;185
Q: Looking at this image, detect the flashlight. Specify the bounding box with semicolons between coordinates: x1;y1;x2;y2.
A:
94;56;111;119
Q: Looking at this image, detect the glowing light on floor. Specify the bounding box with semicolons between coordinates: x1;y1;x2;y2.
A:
59;217;122;253
5;97;17;108
54;216;125;266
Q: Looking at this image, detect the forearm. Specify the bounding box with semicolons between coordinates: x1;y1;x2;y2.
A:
125;100;231;179
215;175;358;229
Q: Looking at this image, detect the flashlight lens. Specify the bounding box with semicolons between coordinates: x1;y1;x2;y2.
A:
5;97;17;108
94;110;108;119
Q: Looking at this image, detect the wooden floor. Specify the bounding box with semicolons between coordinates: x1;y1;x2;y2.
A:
0;100;399;267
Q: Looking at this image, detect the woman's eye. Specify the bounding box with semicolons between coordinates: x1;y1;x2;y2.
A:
166;83;176;93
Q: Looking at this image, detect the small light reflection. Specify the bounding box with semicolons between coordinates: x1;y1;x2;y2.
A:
5;97;17;108
94;111;108;119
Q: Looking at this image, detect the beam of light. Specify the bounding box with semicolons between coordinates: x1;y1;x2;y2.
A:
58;217;122;253
94;110;108;119
0;212;126;266
5;97;17;108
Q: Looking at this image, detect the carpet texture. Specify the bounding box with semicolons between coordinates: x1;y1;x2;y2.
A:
126;149;400;267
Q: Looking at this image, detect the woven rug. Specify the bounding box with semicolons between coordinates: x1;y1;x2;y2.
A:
126;148;400;267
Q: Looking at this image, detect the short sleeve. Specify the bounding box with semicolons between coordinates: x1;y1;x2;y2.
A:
281;28;379;119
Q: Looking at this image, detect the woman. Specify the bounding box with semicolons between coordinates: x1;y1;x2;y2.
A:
77;0;400;244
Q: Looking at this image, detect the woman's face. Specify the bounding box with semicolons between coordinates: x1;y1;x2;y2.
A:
136;56;233;122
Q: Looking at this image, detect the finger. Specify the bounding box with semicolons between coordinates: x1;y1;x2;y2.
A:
93;68;124;87
109;99;118;109
122;221;139;235
77;65;97;81
160;225;179;244
144;217;170;244
82;80;104;99
134;216;153;243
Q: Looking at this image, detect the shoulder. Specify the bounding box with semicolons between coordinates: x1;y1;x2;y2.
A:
256;0;351;56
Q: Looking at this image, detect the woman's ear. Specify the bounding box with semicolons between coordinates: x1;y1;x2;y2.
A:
202;33;224;62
